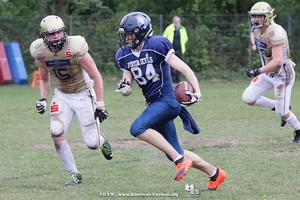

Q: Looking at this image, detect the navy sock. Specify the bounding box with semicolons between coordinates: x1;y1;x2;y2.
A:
174;157;184;165
210;168;219;181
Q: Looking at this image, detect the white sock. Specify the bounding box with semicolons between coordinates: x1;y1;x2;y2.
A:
286;112;300;130
254;96;275;109
174;155;183;162
209;168;218;177
54;140;78;173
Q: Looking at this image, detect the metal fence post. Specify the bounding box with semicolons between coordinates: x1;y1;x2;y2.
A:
287;13;291;37
69;15;73;36
159;14;163;35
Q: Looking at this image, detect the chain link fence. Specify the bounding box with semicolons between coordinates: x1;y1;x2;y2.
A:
0;14;299;78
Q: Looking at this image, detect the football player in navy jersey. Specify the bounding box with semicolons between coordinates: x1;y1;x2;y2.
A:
115;12;226;190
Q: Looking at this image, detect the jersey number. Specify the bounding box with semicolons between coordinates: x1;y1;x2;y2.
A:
131;64;159;85
52;68;71;80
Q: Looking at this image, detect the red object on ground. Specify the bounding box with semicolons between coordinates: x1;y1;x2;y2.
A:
0;41;12;85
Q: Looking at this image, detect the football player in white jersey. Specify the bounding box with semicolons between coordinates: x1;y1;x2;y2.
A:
243;2;300;144
115;12;226;190
30;15;113;185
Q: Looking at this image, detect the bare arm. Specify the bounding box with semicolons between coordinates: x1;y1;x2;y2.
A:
79;52;105;109
250;31;257;51
120;70;133;96
35;59;50;100
167;53;201;95
260;44;282;73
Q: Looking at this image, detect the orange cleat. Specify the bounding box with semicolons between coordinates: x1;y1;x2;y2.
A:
203;167;227;191
175;157;193;181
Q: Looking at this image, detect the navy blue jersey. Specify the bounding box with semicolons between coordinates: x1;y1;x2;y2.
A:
116;36;174;103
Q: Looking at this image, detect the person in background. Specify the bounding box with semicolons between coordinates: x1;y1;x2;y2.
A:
243;2;300;144
163;15;188;83
115;12;226;190
250;26;257;51
30;15;113;185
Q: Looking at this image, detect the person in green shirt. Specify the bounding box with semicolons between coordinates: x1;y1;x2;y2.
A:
163;15;188;83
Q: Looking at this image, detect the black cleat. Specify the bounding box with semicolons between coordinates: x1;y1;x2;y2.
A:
271;105;291;127
281;119;287;127
290;130;300;144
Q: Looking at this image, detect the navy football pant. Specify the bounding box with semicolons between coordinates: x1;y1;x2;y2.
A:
130;95;184;160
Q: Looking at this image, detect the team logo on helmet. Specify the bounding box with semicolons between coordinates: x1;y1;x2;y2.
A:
136;16;145;26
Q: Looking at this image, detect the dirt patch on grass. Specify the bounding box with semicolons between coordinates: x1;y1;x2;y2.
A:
179;138;265;146
31;138;300;155
31;138;264;150
31;142;87;150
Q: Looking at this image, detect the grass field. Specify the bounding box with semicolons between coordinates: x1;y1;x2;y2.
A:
1;78;300;200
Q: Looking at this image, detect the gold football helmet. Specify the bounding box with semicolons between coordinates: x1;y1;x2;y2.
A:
249;2;276;28
39;15;67;52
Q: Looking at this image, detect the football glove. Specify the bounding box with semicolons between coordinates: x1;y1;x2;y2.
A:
115;78;131;94
181;92;202;107
94;108;109;123
36;98;47;114
246;68;261;77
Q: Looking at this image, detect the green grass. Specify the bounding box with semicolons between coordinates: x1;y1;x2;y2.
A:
1;79;300;199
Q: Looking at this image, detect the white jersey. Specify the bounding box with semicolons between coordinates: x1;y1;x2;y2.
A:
30;36;91;94
30;36;103;146
254;22;294;72
243;22;297;118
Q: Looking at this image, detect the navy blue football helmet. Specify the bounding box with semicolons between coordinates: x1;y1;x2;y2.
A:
118;12;153;50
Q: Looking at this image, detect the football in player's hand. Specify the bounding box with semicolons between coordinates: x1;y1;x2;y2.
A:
175;81;195;103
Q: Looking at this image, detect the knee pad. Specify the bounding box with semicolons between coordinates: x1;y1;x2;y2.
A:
275;108;286;117
242;90;250;104
83;128;104;150
50;120;64;136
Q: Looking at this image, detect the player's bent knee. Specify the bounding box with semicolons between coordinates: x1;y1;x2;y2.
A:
242;95;255;105
242;89;256;105
50;120;64;136
84;129;104;150
130;125;148;137
276;110;286;118
130;122;147;137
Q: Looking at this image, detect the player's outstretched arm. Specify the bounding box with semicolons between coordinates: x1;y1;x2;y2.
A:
80;52;109;123
167;53;201;95
79;52;105;104
168;53;202;106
